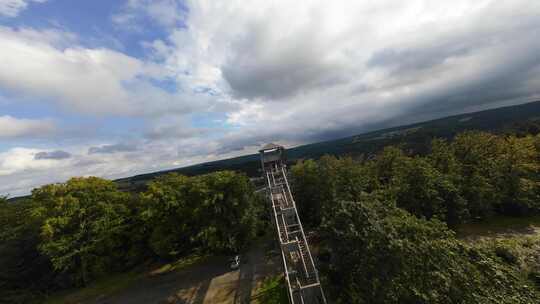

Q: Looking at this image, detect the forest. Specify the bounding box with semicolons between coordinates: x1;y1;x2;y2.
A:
2;130;540;303
291;131;540;303
0;172;264;303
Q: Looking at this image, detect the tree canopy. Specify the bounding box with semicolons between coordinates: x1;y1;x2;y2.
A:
290;131;540;303
2;130;540;303
140;171;262;258
32;177;134;286
291;131;540;228
0;171;262;303
321;195;538;303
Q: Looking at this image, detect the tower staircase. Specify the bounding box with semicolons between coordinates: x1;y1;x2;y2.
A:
259;144;327;304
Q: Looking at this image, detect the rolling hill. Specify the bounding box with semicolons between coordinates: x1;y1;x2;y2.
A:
116;100;540;191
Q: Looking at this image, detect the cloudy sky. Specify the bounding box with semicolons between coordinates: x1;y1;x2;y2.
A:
1;0;540;196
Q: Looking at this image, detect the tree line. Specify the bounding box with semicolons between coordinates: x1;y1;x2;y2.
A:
291;131;540;228
290;131;540;303
0;171;263;303
2;130;540;303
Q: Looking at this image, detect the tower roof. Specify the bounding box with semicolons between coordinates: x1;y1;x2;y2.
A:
260;143;283;152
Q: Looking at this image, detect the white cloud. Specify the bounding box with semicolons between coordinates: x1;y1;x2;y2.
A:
0;147;57;175
0;26;234;117
0;115;55;138
136;0;539;145
0;139;248;196
0;0;47;17
0;26;143;114
113;0;187;30
142;1;537;104
3;0;540;196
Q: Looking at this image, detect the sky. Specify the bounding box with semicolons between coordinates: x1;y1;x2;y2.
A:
1;0;540;196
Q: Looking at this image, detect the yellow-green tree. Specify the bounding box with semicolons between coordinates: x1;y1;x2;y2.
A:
140;171;261;258
32;177;133;286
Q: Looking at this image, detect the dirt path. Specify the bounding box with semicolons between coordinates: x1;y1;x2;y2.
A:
89;240;281;304
456;215;540;241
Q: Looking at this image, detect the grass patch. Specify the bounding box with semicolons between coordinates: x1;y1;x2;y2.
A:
44;253;210;304
149;252;210;276
44;270;141;304
253;275;288;304
455;215;540;240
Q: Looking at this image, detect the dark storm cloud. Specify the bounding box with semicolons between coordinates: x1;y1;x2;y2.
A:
221;21;346;100
387;34;540;123
34;150;71;160
223;60;344;100
145;126;209;141
367;46;471;74
5;1;540;198
88;143;138;154
215;136;264;155
227;3;538;118
217;19;540;152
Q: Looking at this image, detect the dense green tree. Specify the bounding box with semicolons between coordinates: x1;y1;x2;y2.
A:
373;146;409;185
449;132;540;217
452;131;502;218
291;156;377;227
293;131;540;226
321;195;538;304
139;174;194;257
0;198;54;303
4;129;540;302
332;156;379;200
429;138;461;175
290;158;334;226
198;171;262;251
391;157;468;225
140;171;261;258
32;177;134;287
495;135;540;214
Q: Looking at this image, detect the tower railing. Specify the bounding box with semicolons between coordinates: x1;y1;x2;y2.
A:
259;144;327;304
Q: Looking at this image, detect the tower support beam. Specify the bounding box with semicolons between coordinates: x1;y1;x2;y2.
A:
259;144;327;304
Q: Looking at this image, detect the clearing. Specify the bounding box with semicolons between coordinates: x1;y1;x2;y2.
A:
45;238;283;304
455;215;540;241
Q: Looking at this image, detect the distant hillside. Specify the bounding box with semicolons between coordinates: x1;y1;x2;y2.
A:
116;100;540;191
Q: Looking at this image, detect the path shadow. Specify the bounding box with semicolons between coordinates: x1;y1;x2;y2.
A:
95;256;230;304
172;256;230;304
233;256;255;304
190;278;212;304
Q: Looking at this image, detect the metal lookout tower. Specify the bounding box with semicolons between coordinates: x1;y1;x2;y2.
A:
259;143;327;304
